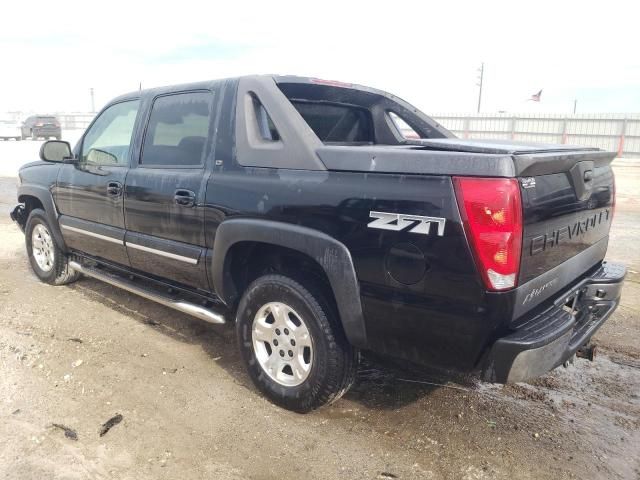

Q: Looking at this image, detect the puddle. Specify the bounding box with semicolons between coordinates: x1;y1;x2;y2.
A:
481;355;640;479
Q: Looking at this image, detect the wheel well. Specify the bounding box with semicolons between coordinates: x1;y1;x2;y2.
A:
17;195;45;226
226;242;337;312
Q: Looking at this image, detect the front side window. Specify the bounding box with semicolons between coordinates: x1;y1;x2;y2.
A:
81;100;140;166
141;92;212;167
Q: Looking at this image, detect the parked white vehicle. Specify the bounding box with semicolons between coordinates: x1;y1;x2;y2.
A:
0;121;22;141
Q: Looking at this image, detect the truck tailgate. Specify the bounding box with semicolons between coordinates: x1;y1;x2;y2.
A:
517;151;616;285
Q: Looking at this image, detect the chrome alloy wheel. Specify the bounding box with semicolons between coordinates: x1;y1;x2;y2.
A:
31;223;55;272
252;302;313;387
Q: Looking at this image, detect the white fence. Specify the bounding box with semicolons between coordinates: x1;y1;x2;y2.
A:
56;113;95;130
431;113;640;157
6;111;640;157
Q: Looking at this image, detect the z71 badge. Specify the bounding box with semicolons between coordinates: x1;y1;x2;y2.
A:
368;211;446;236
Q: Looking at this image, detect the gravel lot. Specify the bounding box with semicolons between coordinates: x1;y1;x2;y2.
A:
0;139;639;479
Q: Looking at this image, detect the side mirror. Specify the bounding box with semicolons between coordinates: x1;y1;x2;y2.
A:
40;140;73;162
86;148;118;165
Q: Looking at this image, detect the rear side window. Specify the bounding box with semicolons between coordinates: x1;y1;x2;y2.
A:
141;92;212;167
81;100;140;166
291;101;373;144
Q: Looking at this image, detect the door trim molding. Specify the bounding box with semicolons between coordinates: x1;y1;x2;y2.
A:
60;220;200;265
61;224;124;245
126;242;199;265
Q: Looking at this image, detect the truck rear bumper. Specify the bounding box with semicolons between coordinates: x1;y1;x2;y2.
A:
32;128;61;137
482;262;625;383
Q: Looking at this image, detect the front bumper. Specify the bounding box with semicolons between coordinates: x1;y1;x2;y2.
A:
482;262;626;383
10;204;27;231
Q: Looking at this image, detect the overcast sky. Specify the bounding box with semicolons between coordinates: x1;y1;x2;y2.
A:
1;0;638;115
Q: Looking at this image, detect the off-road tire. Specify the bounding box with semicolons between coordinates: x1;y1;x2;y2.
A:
236;274;357;413
25;209;80;285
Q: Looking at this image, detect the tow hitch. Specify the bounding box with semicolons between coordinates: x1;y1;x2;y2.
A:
576;343;597;362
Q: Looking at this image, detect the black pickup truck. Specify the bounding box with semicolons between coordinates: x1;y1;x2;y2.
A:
11;75;625;412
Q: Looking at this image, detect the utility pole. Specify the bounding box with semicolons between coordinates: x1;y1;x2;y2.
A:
90;88;95;113
476;62;484;113
573;99;577;114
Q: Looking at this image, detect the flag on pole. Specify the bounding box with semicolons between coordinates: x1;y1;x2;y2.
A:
528;89;543;102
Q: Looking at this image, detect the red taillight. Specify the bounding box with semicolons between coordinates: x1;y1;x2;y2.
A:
454;177;523;291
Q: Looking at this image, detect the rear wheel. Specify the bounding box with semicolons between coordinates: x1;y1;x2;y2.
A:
236;274;357;412
25;209;80;285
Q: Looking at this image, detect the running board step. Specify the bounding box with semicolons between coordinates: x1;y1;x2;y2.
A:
69;261;226;325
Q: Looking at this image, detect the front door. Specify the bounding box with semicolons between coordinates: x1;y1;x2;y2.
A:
55;100;140;266
124;91;214;290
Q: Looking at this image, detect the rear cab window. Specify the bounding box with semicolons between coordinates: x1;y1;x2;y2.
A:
140;91;212;167
37;116;58;124
290;102;373;144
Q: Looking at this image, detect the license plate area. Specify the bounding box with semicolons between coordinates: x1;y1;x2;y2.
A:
561;291;581;317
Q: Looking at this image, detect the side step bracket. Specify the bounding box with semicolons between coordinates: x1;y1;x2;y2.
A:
68;261;226;325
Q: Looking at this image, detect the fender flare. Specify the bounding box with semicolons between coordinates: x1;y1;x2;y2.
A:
212;218;367;348
17;184;68;252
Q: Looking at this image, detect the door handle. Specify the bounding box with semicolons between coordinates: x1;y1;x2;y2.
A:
107;181;122;197
174;189;196;207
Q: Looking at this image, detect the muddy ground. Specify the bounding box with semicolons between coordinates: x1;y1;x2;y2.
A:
0;155;638;479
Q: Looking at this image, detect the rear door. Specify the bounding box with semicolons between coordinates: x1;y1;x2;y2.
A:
123;90;214;290
55;100;140;266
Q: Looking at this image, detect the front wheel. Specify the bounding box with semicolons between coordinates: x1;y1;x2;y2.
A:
25;209;80;285
236;274;357;412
